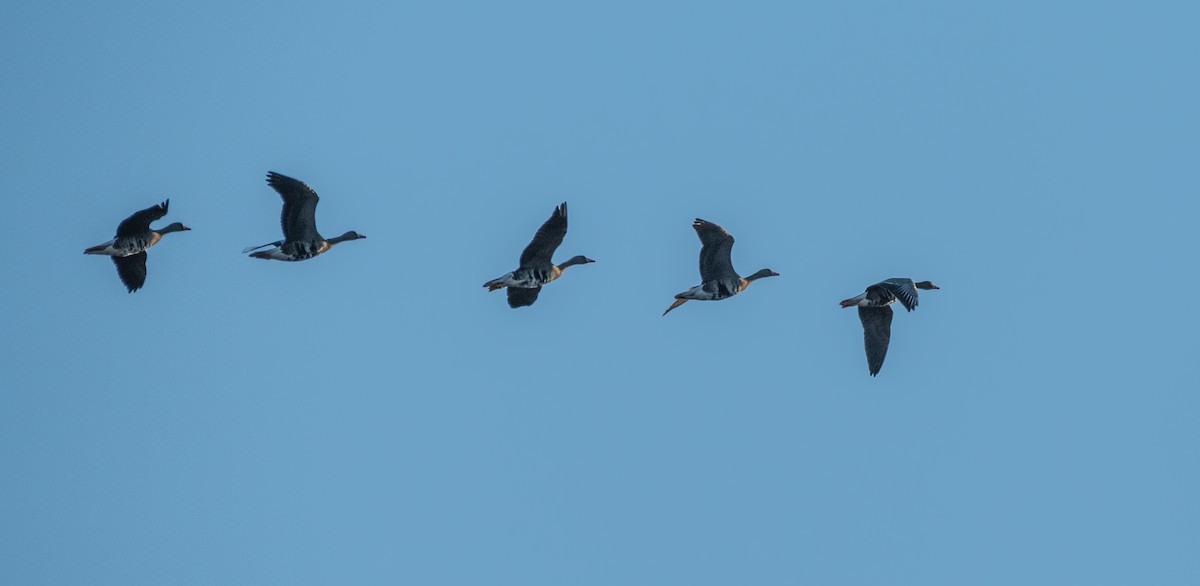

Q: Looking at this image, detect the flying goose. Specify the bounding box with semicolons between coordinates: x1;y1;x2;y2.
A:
84;200;190;292
663;219;779;316
484;202;595;308
243;171;365;261
840;278;940;376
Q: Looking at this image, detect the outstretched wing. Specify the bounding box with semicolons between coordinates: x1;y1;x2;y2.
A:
115;201;169;237
112;252;148;293
507;286;542;308
519;202;568;268
877;278;919;311
858;305;893;376
693;218;736;283
266;171;321;242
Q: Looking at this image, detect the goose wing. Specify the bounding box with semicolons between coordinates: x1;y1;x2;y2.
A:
266;171;322;242
115;201;169;237
877;278;919;311
693;219;736;283
112;252;148;293
858;305;893;376
519;202;567;268
507;286;542;308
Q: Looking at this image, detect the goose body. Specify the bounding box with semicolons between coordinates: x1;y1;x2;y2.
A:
487;264;567;290
483;202;594;308
244;171;365;262
662;219;778;315
84;200;191;292
84;232;164;257
840;278;940;376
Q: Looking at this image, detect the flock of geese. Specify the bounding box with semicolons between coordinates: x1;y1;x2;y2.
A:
83;171;940;376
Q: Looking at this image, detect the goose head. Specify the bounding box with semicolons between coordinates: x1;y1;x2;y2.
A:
329;231;367;244
559;255;596;269
914;280;940;290
746;268;780;281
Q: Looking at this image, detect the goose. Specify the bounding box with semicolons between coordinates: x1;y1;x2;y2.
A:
243;171;365;261
840;278;940;376
84;200;190;292
484;202;595;308
663;219;779;316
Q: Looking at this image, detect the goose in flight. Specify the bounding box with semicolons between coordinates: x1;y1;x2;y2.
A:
84;200;190;292
840;278;940;376
483;202;595;308
243;171;365;261
663;219;778;316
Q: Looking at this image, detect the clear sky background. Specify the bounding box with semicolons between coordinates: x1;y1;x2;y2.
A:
2;1;1197;584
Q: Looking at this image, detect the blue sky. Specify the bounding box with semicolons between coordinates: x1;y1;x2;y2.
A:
2;1;1197;584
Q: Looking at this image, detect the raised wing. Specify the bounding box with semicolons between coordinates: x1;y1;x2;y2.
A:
878;278;920;311
858;305;893;376
115;201;169;237
507;286;542;308
693;218;736;283
112;252;148;293
266;171;321;242
519;202;568;268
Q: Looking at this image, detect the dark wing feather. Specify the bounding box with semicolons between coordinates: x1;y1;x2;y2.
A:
519;203;568;267
693;219;737;282
266;172;321;241
507;286;542;308
863;284;897;307
858;305;893;376
878;278;919;311
112;252;148;293
115;201;169;237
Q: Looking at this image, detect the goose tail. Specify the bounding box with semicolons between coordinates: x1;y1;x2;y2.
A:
662;298;688;316
483;273;512;291
242;241;281;254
